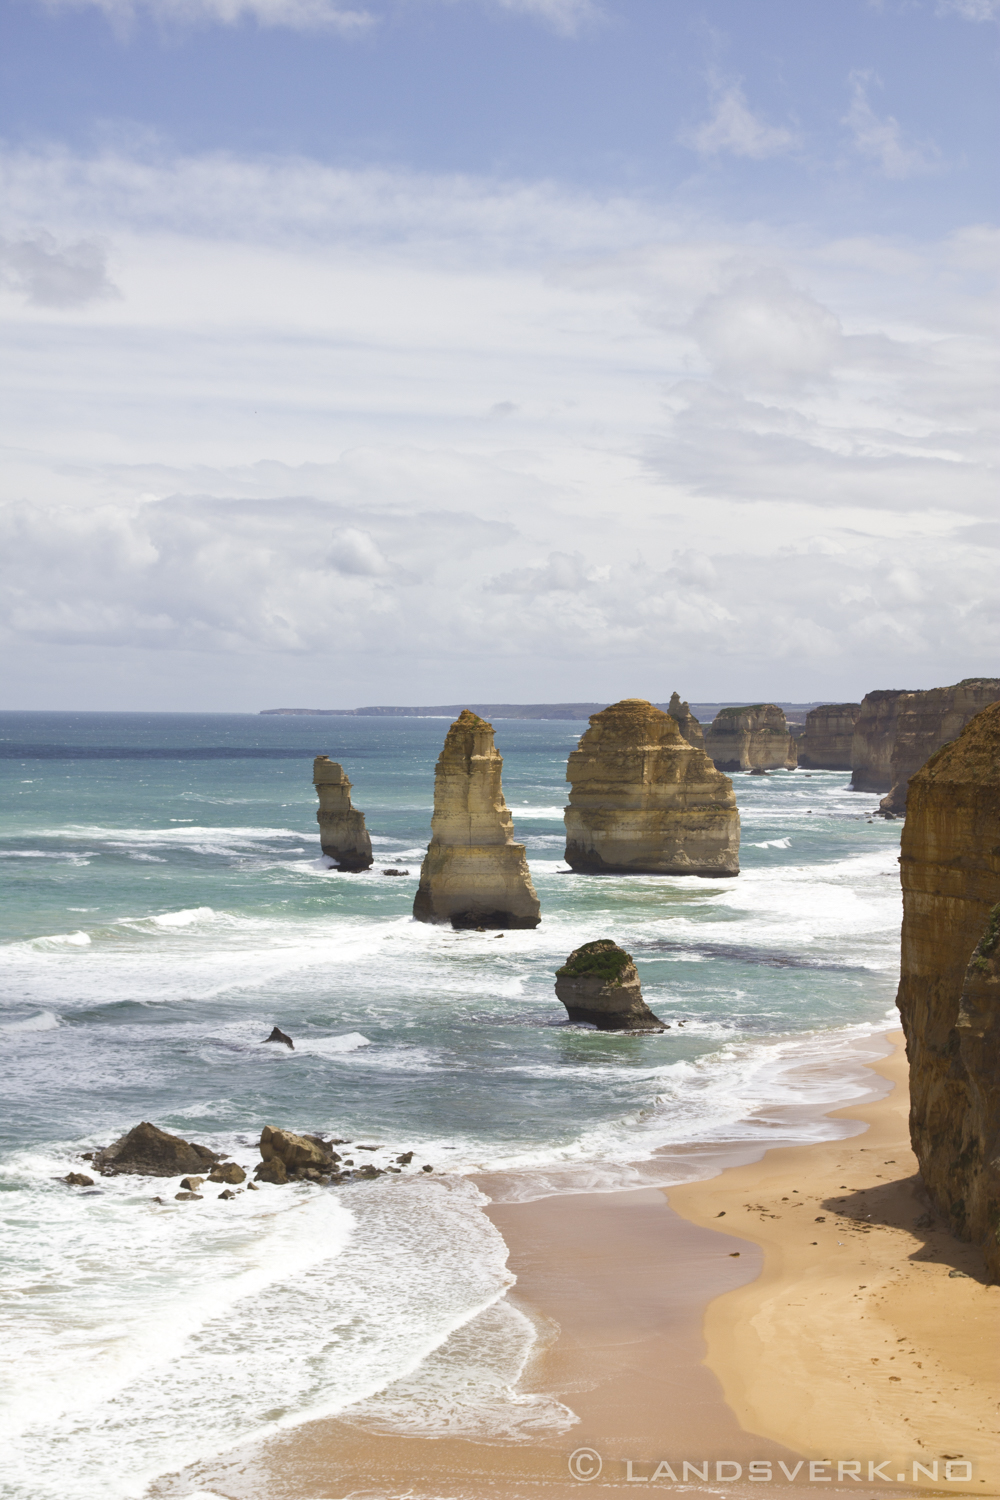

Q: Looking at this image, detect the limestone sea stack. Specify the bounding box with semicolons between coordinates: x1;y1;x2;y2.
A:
563;699;739;876
797;703;860;770
849;690;912;792
413;711;541;929
880;678;1000;815
555;940;665;1031
703;704;792;773
895;702;1000;1279
313;756;373;870
666;691;705;750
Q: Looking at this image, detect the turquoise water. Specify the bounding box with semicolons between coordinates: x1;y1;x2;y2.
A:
0;711;903;1499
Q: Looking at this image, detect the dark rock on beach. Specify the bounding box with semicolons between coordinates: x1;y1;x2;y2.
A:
63;1172;94;1187
209;1162;246;1184
264;1026;294;1049
555;940;665;1032
174;1190;203;1201
92;1122;221;1178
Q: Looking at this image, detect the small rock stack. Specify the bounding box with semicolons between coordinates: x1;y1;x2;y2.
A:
555;940;665;1032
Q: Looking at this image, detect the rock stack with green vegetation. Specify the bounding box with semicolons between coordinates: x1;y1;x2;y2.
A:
554;940;665;1031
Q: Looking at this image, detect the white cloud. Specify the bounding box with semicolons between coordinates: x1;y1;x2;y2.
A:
491;0;600;34
936;0;999;18
0;147;996;706
843;72;941;179
46;0;373;32
681;83;800;161
0;233;119;307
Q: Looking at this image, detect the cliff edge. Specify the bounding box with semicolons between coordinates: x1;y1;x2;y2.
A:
797;703;859;771
896;702;1000;1278
880;678;1000;815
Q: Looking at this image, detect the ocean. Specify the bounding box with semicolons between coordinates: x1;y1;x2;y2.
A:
0;711;904;1500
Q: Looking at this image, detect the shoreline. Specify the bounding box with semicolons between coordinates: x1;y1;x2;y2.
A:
154;1031;999;1500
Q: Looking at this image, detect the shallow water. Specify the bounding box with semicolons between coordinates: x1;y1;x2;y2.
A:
0;711;903;1498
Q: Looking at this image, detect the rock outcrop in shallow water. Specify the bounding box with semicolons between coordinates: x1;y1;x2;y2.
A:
313;756;373;871
879;679;1000;815
93;1122;221;1177
895;702;1000;1279
850;691;912;793
667;692;705;750
563;699;739;876
555;940;665;1031
413;711;541;929
703;704;792;773
797;703;859;770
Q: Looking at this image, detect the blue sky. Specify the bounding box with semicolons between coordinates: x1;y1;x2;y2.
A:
1;0;998;709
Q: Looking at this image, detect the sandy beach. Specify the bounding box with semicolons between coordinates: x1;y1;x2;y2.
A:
156;1032;998;1500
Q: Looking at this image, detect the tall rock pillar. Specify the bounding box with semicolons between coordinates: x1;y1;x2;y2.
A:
564;699;739;877
413;711;541;929
313;757;373;871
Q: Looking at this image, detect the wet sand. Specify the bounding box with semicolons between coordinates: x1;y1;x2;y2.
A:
154;1033;998;1500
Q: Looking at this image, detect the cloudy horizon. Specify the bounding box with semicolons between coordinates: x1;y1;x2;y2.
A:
2;0;997;712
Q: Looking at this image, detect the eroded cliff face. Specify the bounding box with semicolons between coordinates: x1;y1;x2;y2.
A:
797;703;859;770
564;698;739;876
896;703;1000;1279
850;690;912;792
667;692;705;750
880;679;1000;814
313;757;373;871
413;711;541;929
703;704;791;773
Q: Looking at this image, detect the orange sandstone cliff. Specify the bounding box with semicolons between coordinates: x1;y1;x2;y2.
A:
896;702;1000;1279
880;677;1000;814
703;704;792;773
797;702;859;770
313;757;373;871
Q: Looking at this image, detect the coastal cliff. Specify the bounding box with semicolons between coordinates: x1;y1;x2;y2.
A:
850;691;912;792
797;703;859;770
896;703;1000;1279
880;678;1000;814
667;692;705;750
703;704;791;773
413;711;541;929
313;757;373;871
564;698;739;876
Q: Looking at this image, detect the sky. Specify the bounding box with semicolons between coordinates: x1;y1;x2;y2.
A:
1;0;998;711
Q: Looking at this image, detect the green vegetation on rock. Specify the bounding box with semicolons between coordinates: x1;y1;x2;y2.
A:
971;904;1000;974
556;939;632;985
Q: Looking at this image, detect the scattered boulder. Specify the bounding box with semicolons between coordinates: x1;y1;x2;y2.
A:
179;1176;204;1192
555;941;665;1032
382;868;409;876
209;1162;246;1184
413;711;541;929
259;1125;335;1171
396;1152;414;1165
92;1122;221;1178
264;1026;294;1049
564;699;739;876
314;756;373;871
218;1189;237;1200
63;1172;94;1187
174;1190;203;1201
254;1158;288;1184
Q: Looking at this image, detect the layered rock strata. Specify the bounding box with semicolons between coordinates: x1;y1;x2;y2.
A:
703;705;792;773
895;703;1000;1279
555;940;665;1031
850;690;912;792
880;678;1000;815
92;1122;221;1177
313;756;373;870
563;699;739;876
797;703;860;770
413;711;541;929
667;691;705;750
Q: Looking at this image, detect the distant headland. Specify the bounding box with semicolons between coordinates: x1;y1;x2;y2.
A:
260;701;825;722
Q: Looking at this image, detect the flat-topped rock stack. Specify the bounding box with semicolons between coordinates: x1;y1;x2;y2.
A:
895;702;1000;1279
413;711;541;929
703;704;792;773
313;756;373;870
880;678;1000;815
797;703;860;770
563;698;739;876
666;691;705;750
849;691;912;793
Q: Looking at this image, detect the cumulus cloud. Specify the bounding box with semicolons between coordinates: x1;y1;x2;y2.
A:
0;233;118;307
45;0;373;31
680;82;800;160
843;72;941;178
0;147;996;704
